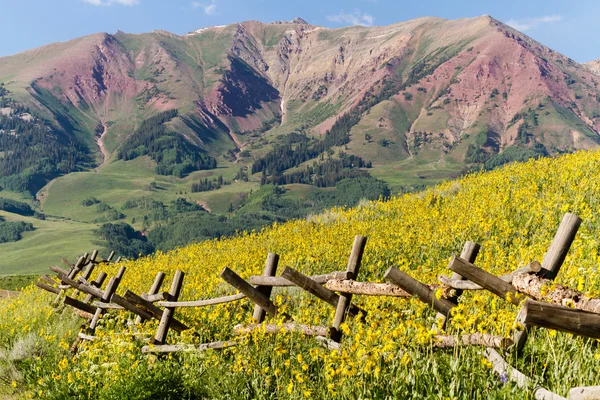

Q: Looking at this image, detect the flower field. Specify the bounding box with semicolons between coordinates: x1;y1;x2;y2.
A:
2;150;600;399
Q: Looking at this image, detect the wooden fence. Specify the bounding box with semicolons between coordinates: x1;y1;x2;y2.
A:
33;213;600;399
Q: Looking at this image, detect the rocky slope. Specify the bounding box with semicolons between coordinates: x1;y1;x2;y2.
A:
1;15;600;179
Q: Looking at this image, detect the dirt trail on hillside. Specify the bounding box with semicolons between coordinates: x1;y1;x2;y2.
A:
96;124;111;169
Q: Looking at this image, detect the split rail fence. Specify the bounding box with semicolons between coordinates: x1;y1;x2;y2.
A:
34;213;600;399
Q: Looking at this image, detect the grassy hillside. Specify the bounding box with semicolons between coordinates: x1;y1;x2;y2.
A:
2;149;600;398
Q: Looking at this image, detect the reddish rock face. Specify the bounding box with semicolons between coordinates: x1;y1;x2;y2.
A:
1;15;600;164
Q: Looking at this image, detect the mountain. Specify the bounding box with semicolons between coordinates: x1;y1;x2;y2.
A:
586;59;600;75
2;15;600;270
2;15;600;187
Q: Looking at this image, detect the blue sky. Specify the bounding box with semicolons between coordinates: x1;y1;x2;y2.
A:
0;0;598;62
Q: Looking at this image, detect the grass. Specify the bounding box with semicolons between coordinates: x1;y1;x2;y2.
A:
0;211;98;274
0;275;36;291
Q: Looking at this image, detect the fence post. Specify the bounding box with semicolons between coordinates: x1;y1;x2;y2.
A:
540;213;582;280
220;267;280;318
515;212;581;352
330;235;367;342
253;253;280;323
152;270;185;345
136;272;166;325
83;272;107;304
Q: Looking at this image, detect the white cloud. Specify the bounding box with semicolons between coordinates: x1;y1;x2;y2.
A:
83;0;140;5
192;0;217;15
327;9;375;27
505;15;562;32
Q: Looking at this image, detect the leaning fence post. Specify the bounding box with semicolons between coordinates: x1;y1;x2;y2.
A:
330;235;367;342
152;270;185;345
515;212;581;352
135;272;166;325
539;213;582;280
83;272;107;304
253;253;280;323
435;241;480;330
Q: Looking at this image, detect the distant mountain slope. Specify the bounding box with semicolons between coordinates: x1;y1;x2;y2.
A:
1;15;600;192
585;59;600;75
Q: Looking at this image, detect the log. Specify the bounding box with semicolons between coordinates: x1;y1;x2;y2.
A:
64;296;97;315
511;273;600;315
89;276;121;333
158;293;246;308
124;290;189;332
248;271;351;287
540;213;581;279
83;272;107;304
220;267;279;317
384;267;455;316
433;334;512;348
253;253;280;323
569;387;600;400
36;281;61;295
142;340;236;354
315;335;341;351
281;267;365;317
90;250;98;262
50;265;70;276
447;241;481;302
40;275;58;285
81;262;95;280
153;270;185;345
115;266;126;281
136;272;165;325
325;280;411;297
331;235;367;341
520;299;600;339
57;274;104;299
484;348;566;400
92;301;124;310
233;323;329;337
438;261;542;290
106;251;115;262
448;256;524;306
111;294;155;321
144;292;169;302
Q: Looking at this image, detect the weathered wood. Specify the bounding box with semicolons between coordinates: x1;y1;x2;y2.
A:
433;334;512;348
92;301;124;310
158;293;246;308
50;265;70;276
58;273;105;299
106;251;115;262
253;253;280;323
61;258;73;268
115;266;126;281
384;267;455;316
77;332;97;341
142;340;236;354
36;281;61;295
111;294;155;321
64;296;97;315
569;386;600;400
485;348;566;400
124;290;189;332
448;256;524;306
89;276;121;333
520;299;600;339
144;292;169;303
540;213;582;280
90;250;98;262
248;271;351;287
115;257;122;264
315;335;341;351
325;280;411;297
83;272;107;304
81;262;96;280
447;241;481;301
233;323;329;337
331;235;367;341
438;262;542;290
511;273;600;315
135;272;165;325
220;267;279;317
40;275;58;285
281;267;364;317
153;270;185;345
